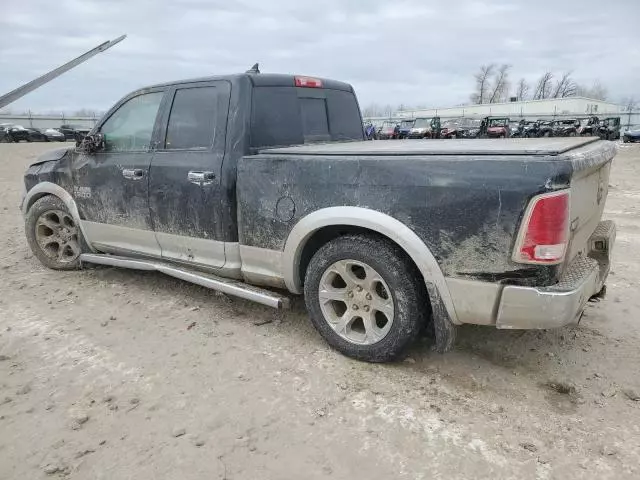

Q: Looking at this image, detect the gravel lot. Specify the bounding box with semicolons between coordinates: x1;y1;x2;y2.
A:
1;141;639;479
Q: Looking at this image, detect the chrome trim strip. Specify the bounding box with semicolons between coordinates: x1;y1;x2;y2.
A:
22;182;96;252
239;245;285;288
79;253;289;309
445;278;503;325
282;206;459;324
82;221;161;257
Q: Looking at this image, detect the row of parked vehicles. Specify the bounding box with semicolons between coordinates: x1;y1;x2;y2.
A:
0;123;91;143
366;115;622;141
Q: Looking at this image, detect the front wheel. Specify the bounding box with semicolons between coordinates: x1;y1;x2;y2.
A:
25;195;86;270
304;234;427;362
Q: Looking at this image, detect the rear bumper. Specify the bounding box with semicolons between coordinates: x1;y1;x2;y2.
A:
496;220;615;329
446;220;616;329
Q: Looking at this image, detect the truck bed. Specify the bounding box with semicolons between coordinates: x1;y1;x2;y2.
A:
261;137;602;157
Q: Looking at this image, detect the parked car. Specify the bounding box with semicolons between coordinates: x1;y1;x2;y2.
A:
552;119;579;137
58;124;91;142
1;124;31;142
397;119;415;139
408;117;441;138
597;117;621;141
0;123;13;142
480;117;510;138
622;128;640;143
27;127;67;142
377;121;398;140
21;71;616;362
577;116;600;136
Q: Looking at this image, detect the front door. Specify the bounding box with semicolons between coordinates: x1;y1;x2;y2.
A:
72;89;166;256
149;81;230;268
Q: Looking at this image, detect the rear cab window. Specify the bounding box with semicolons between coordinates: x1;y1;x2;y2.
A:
250;83;363;149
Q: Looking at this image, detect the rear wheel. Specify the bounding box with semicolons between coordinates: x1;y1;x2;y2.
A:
25;196;86;270
304;234;427;362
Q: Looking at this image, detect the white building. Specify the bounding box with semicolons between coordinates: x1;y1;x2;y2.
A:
393;97;624;121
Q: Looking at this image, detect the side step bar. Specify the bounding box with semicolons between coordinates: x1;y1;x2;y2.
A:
79;254;290;309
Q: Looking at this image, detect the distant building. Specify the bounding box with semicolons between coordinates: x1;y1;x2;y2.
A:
394;97;624;120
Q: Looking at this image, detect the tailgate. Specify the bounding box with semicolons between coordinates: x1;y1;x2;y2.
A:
565;141;616;264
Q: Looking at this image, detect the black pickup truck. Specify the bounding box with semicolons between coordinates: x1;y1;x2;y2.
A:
21;72;616;362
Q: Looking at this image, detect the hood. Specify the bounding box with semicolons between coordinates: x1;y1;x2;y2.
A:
410;127;428;133
29;146;74;167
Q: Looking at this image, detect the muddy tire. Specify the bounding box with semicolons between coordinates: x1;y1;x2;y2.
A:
25;195;86;270
304;234;427;362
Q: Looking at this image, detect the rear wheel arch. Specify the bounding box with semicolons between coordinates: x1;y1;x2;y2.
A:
282;207;459;325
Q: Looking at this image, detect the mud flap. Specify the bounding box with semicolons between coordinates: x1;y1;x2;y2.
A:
427;284;457;353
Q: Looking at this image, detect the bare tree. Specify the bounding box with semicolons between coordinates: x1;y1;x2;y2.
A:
552;71;578;98
533;72;554;100
471;64;496;104
515;78;529;101
488;64;511;103
589;81;608;101
622;97;638;112
362;103;383;117
576;80;608;101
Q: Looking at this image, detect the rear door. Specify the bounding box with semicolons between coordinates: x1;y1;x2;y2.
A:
73;89;166;256
148;81;231;268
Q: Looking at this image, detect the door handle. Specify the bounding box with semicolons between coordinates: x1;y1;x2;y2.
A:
122;168;144;180
187;171;215;184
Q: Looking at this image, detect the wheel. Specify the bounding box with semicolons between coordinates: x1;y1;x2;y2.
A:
25;195;86;270
304;234;427;362
569;131;576;137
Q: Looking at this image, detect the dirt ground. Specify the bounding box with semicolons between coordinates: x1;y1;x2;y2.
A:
1;142;639;480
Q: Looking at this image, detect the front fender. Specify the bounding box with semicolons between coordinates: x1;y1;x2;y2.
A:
21;181;95;253
282;206;460;325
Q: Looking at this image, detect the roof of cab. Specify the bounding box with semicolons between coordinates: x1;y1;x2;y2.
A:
144;73;354;92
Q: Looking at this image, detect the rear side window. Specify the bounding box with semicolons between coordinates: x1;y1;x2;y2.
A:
251;87;363;148
165;86;217;150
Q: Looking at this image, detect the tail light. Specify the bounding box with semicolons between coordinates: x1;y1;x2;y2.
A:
513;190;570;264
294;76;322;88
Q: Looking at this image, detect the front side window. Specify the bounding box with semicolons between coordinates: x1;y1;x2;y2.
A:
101;92;163;152
165;86;217;150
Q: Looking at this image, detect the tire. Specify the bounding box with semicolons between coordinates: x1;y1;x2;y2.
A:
25;195;87;270
304;234;427;362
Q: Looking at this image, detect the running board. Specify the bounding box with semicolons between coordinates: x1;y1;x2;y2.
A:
79;254;290;309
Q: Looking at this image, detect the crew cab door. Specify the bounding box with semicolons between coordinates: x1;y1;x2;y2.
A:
73;89;166;256
148;81;230;268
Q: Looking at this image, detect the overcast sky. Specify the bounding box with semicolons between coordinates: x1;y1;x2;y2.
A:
1;0;638;113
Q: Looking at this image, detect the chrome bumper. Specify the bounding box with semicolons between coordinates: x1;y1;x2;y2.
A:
496;220;615;329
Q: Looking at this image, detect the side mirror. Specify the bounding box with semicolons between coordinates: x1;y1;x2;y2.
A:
77;133;104;153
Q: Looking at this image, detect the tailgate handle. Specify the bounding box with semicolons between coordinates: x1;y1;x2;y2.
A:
188;171;215;184
122;168;144;180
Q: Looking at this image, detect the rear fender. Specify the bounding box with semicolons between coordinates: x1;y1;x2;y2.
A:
282;206;460;326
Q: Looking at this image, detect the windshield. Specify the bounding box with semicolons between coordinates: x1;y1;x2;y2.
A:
488;118;507;127
413;118;432;128
400;120;414;128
